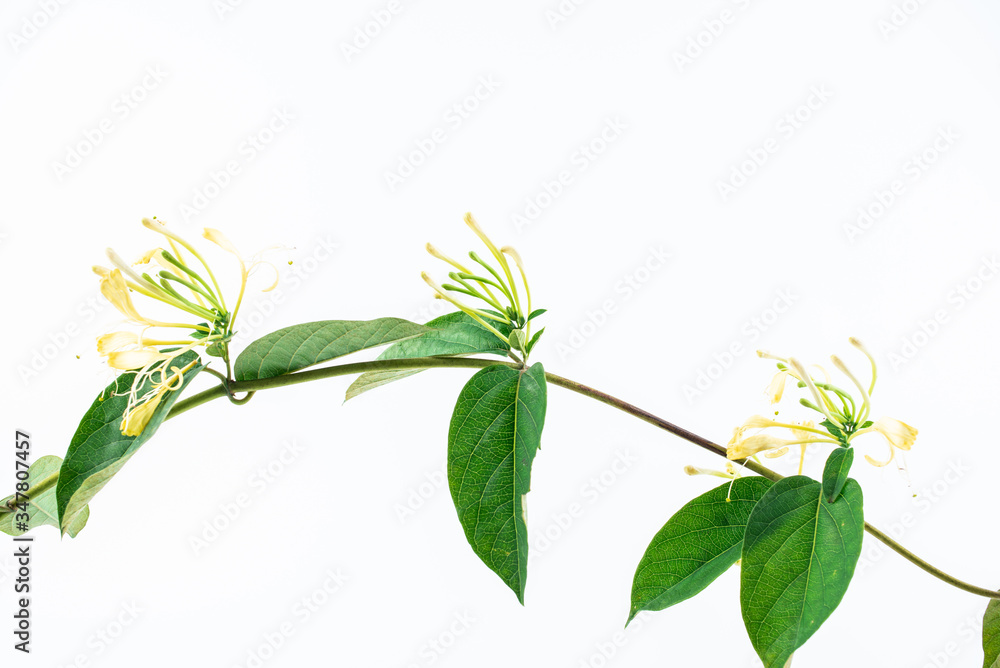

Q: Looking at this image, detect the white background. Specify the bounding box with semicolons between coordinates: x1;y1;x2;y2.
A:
2;1;999;666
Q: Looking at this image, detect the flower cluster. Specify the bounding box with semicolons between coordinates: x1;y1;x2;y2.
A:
726;338;917;473
94;218;276;436
422;213;543;360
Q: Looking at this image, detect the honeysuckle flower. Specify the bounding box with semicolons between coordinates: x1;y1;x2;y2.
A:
766;369;790;404
856;416;919;467
684;462;740;479
684;462;740;480
423;213;543;360
96;218;279;436
120;359;199;437
727;338;918;474
728;433;834;461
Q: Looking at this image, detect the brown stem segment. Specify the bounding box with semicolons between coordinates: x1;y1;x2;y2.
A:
160;356;1000;600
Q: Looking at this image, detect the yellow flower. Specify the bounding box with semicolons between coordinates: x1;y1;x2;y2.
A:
862;417;918;467
96;218;279;435
734;338;918;475
727;432;832;461
106;348;174;371
684;462;740;479
97;331;140;355
120;359;197;436
766;370;790;404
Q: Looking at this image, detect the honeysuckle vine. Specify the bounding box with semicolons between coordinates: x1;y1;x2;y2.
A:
2;214;998;667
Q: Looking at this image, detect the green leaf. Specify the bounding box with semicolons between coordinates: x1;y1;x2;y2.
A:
985;596;1000;668
234;318;429;382
819;419;847;444
448;363;547;603
525;327;545;355
345;312;510;401
0;456;89;538
56;351;205;534
527;308;547;321
822;448;854;503
628;477;774;624
741;476;864;668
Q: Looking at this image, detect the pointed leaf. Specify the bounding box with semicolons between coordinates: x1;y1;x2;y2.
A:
822;447;854;503
448;363;547;603
0;456;89;538
741;475;864;668
234;318;429;381
985;596;1000;668
629;476;774;623
345;312;510;401
56;351;205;533
525;327;545;355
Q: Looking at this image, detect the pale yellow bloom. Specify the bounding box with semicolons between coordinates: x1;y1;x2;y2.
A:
99;269;177;328
864;417;918;467
684;462;740;479
728;434;798;460
120;387;167;436
874;417;918;451
202;227;239;255
727;416;836;463
202;227;279;318
788;419;818;441
739;339;918;476
97;218;280;436
97;331;139;355
133;248;167;266
766;370;790;404
106;348;174;371
119;359;196;436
